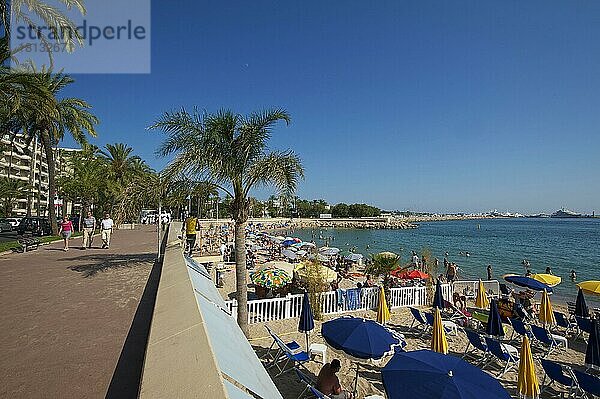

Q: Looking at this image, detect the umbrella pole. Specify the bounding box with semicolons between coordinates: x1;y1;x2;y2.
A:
353;363;359;398
305;332;309;352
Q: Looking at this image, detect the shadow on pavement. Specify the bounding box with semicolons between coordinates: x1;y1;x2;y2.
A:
63;253;156;278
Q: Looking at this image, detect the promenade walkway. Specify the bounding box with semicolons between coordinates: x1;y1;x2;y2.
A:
0;226;160;399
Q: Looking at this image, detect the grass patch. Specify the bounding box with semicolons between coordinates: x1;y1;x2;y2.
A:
0;232;83;253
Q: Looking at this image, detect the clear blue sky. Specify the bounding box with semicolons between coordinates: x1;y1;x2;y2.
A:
62;0;600;214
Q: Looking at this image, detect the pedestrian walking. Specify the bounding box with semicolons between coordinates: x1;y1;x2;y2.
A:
81;211;96;249
59;215;74;251
100;213;114;249
183;213;200;255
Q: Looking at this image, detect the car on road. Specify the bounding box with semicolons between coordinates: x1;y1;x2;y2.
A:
16;217;53;236
0;219;13;232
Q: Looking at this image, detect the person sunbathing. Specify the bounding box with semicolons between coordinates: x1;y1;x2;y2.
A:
316;359;354;399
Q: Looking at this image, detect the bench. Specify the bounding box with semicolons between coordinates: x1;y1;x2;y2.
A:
17;237;41;252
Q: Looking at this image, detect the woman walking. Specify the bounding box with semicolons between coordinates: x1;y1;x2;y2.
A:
59;215;74;251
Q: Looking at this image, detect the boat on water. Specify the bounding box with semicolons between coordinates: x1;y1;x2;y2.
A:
551;208;582;218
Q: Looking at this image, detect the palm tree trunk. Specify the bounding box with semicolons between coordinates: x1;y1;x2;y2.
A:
234;219;249;337
40;131;58;235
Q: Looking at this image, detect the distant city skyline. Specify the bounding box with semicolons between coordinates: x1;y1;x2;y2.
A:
62;1;600;214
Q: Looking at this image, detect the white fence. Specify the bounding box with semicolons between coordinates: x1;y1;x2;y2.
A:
224;280;499;325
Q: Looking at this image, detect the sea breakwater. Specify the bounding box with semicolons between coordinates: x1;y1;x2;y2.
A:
289;218;417;230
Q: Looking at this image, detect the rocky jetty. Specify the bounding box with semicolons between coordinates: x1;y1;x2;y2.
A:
290;218;417;230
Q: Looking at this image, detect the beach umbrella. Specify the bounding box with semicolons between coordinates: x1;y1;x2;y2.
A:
517;336;539;399
322;316;405;396
531;273;561;287
345;253;364;263
392;269;429;279
585;319;600;370
475;280;490;309
504;275;553;293
258;261;295;276
378;251;397;258
381;350;511;399
319;247;340;256
281;248;297;260
578;281;600;296
250;268;291;288
576;288;590;318
377;286;391;325
431;308;448;354
486;299;504;337
282;239;296;247
433;279;444;309
538;289;555;326
298;291;315;350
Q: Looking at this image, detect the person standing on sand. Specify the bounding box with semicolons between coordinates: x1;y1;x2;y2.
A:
100;213;114;249
487;264;493;280
81;211;96;249
59;215;74;251
316;359;354;399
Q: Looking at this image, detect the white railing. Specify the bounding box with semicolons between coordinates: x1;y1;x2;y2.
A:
224;280;499;324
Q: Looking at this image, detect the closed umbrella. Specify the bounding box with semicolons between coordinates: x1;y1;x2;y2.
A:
382;350;511;399
475;280;490;309
585;319;600;371
576;288;590;318
298;291;315;350
578;281;600;296
486;299;504;338
538;289;555;326
517;335;539;399
431;307;448;355
432;279;444;310
504;275;553;292
377;286;391;325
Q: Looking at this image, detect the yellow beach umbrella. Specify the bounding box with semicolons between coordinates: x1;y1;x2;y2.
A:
475;280;490;309
377;286;391;324
517;335;540;399
578;280;600;296
431;307;448;354
532;273;561;287
539;289;555;326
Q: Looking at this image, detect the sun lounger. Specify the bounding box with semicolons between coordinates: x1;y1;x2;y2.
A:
462;329;489;365
264;324;301;365
553;311;577;337
294;367;315;399
508;318;533;342
484;337;519;377
572;369;600;398
269;330;310;376
424;312;459;335
530;325;568;358
540;360;575;397
409;307;430;333
574;316;592;342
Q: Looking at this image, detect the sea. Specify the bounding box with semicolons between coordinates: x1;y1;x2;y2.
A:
293;218;600;303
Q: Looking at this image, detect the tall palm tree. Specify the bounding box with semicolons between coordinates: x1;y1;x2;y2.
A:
5;69;97;233
100;142;143;184
151;108;304;336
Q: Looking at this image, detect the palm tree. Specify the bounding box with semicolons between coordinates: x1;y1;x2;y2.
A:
151;108;304;336
5;69;98;233
0;177;30;216
366;252;406;304
100;143;144;184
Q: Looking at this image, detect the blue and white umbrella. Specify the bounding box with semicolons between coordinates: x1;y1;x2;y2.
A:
298;291;315;350
504;275;553;293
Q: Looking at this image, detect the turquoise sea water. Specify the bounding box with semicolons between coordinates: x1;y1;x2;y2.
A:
294;218;600;302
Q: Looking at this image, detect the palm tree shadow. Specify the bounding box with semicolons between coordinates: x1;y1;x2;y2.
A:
64;253;156;277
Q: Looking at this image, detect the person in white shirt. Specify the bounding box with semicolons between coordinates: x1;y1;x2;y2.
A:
101;213;114;249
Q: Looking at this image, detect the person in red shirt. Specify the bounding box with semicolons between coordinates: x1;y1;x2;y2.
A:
59;215;74;251
316;359;353;399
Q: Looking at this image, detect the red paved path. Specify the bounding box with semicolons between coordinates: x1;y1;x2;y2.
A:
0;226;158;399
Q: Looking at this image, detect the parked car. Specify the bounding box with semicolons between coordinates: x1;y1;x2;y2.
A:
0;219;12;232
4;217;21;229
16;217;53;236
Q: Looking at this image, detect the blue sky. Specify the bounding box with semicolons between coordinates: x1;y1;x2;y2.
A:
62;1;600;214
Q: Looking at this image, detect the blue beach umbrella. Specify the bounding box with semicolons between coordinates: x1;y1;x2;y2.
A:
282;239;296;246
585;319;600;370
433;279;444;309
486;299;504;337
322;316;405;396
382;350;511;399
298;291;315;350
504;275;553;293
576;288;590;318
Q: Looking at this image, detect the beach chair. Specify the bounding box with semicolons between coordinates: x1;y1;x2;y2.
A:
540;360;575;398
308;386;332;399
409;307;430;333
530;325;568;358
553;311;577;336
572;369;600;398
264;324;301;364
294;367;315;399
484;337;519;377
566;301;576;318
574;316;592;342
462;329;489;365
424;312;459;335
499;283;512;298
508;318;533;342
270;332;310;376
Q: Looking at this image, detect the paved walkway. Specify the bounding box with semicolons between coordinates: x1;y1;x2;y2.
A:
0;226;159;399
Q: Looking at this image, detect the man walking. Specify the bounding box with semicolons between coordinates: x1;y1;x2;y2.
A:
81;211;96;249
183;213;200;255
101;213;114;249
